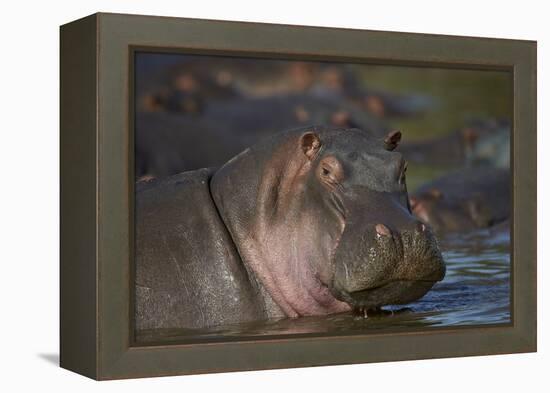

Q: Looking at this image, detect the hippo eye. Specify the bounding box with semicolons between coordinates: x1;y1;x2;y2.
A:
318;155;344;185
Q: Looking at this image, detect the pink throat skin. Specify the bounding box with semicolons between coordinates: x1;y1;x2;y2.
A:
213;132;352;318
242;227;351;318
243;164;351;317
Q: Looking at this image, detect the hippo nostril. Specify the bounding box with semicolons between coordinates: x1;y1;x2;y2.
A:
415;221;426;233
375;223;391;237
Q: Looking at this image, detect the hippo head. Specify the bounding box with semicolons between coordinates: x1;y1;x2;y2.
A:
409;188;479;232
211;126;445;318
410;168;510;233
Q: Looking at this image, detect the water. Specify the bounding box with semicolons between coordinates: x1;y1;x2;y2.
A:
136;227;510;345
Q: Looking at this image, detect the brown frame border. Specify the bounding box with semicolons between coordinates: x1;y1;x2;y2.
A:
60;12;536;380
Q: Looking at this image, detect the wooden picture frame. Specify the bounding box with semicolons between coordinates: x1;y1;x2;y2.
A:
60;12;536;380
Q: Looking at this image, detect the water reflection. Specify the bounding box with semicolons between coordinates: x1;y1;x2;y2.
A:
136;227;510;345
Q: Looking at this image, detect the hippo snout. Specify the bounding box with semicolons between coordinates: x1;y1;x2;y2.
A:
331;219;445;310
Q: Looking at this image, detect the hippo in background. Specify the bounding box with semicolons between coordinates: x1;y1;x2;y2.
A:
135;126;445;330
138;67;240;114
410;167;510;233
201;93;388;138
309;65;437;118
399;118;511;169
136;54;437;119
135;94;389;179
135;113;233;179
136;55;314;101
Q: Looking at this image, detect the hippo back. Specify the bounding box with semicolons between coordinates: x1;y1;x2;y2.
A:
135;168;265;330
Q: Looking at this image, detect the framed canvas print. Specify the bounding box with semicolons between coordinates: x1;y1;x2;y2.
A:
60;12;537;380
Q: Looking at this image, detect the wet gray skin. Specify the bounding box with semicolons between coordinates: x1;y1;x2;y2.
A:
410;167;510;233
136;126;446;330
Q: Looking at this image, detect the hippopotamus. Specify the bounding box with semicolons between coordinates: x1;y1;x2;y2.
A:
201;94;388;138
134;112;234;179
410;167;510;233
135;95;388;179
399;118;511;169
135;126;445;330
136;52;435;119
308;66;436;118
138;67;240;115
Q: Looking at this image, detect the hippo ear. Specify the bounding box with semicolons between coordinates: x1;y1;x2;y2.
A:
461;127;479;147
300;132;322;160
384;130;402;151
428;188;443;199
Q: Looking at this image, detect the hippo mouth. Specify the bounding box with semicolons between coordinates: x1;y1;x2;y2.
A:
333;279;438;312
